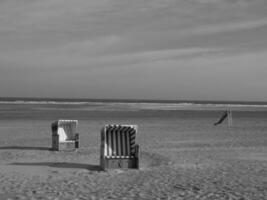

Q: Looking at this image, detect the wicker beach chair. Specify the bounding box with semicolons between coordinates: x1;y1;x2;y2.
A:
100;125;139;170
51;120;79;151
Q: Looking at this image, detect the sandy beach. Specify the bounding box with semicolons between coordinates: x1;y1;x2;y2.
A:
0;102;267;200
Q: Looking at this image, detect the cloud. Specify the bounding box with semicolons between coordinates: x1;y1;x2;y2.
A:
56;35;122;55
186;18;267;36
0;46;221;71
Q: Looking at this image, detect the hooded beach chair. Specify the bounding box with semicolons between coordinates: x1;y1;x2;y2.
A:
100;125;139;170
51;120;79;151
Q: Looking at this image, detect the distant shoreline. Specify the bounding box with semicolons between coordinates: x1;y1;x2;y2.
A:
0;97;267;106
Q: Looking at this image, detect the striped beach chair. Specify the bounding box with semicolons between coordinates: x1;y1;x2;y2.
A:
100;125;139;170
51;120;79;151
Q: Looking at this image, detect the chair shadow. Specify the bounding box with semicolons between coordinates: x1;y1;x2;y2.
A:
0;146;51;151
9;162;102;171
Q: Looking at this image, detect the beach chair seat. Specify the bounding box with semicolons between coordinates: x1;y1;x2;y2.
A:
51;120;79;151
100;125;139;170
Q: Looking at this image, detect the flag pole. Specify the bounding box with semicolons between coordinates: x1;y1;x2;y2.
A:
227;107;233;127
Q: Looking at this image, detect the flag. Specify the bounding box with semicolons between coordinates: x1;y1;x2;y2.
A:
214;110;228;126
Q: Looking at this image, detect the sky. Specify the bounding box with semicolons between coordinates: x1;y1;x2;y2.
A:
0;0;267;101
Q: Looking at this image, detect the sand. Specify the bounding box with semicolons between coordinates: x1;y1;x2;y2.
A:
0;105;267;199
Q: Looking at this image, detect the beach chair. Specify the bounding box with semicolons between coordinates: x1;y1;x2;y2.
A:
51;120;79;151
100;125;139;170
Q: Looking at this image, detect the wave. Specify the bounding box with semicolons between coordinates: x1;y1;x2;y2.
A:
1;100;267;110
0;100;91;105
119;102;267;111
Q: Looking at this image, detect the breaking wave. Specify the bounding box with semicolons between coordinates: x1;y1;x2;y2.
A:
1;99;267;111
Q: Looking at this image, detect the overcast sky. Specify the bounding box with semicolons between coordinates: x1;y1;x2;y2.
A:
0;0;267;101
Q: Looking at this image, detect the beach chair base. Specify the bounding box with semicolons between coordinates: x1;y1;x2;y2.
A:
100;144;139;170
52;133;79;151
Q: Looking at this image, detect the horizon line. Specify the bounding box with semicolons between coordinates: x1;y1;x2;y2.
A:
1;96;267;105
